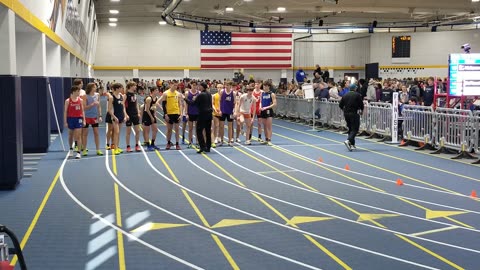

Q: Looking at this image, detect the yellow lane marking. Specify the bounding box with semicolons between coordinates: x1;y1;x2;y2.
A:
272;125;471;193
287;216;335;226
251;193;352;270
395;235;465;270
211;219;265;229
112;151;127;270
197;139;351;269
114;184;126;270
426;210;468;220
131;223;190;233
245;134;468;268
155;150;240;269
303;235;353;270
211;234;240;270
10;169;61;266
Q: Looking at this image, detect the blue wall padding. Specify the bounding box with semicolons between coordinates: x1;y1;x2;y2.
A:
48;77;64;133
0;75;23;189
63;77;73;101
21;77;51;153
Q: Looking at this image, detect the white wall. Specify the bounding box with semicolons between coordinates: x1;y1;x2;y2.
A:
95;23;200;67
94;22;480;81
371;30;480;77
46;38;61;76
293;33;370;68
16;32;45;76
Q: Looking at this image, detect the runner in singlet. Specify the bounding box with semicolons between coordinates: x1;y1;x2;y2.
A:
236;87;257;145
219;81;236;146
124;82;141;152
251;82;264;142
82;83;103;156
186;82;200;148
259;81;276;146
108;83;126;154
159;80;183;150
233;85;243;143
142;87;160;151
64;86;85;159
211;84;223;145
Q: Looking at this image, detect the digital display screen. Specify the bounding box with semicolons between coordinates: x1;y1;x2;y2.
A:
392;36;411;58
449;54;480;96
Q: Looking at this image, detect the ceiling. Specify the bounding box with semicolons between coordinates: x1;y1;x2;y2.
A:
94;0;480;30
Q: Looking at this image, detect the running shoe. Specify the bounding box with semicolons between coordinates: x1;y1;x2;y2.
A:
175;144;181;150
126;146;132;153
344;140;352;152
135;145;141;152
236;138;241;143
211;143;216;148
187;143;193;149
147;145;155;151
75;152;81;159
106;145;111;150
267;141;273;146
245;140;251;145
166;143;172;150
153;145;160;151
69;150;74;157
114;148;122;155
82;149;88;156
96;150;104;156
117;148;124;154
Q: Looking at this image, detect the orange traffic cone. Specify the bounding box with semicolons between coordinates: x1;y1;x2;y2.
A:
318;157;323;163
396;179;404;186
471;190;477;198
344;164;350;171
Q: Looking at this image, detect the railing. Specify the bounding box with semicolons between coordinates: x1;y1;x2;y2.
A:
274;96;480;163
401;105;435;149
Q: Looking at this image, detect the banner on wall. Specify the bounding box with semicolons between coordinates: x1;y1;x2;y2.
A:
65;0;88;50
48;0;66;32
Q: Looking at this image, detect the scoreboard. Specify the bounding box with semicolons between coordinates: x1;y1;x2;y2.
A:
392;36;411;63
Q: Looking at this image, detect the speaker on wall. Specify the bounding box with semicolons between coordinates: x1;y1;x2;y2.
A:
365;63;379;80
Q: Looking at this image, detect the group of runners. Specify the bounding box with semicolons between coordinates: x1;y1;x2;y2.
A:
64;78;277;158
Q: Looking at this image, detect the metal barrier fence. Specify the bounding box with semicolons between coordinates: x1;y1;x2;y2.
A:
274;96;480;162
432;108;476;159
401;105;435;147
367;102;392;140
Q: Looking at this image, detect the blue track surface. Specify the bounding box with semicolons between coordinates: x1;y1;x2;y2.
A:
1;118;480;270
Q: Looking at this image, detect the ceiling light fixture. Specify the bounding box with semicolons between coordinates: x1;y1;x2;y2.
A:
109;10;119;14
110;0;120;2
109;18;118;22
226;7;234;12
108;23;117;27
159;21;167;25
277;7;286;12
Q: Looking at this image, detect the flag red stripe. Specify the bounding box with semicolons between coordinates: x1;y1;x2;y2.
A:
232;33;293;38
232;41;292;46
201;49;291;53
201;56;291;61
201;64;291;69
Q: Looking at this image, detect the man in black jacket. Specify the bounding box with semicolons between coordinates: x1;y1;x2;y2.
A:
184;82;213;153
339;84;364;151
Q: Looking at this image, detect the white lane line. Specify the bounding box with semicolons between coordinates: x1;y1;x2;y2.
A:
410;226;460;237
270;143;476;199
59;152;204;269
257;169;299;174
108;139;324;270
138;127;447;269
241;145;480;216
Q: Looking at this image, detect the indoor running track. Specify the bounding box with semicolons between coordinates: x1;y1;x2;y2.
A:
1;118;480;270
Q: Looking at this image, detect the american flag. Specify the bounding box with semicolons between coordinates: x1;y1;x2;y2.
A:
200;31;292;69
